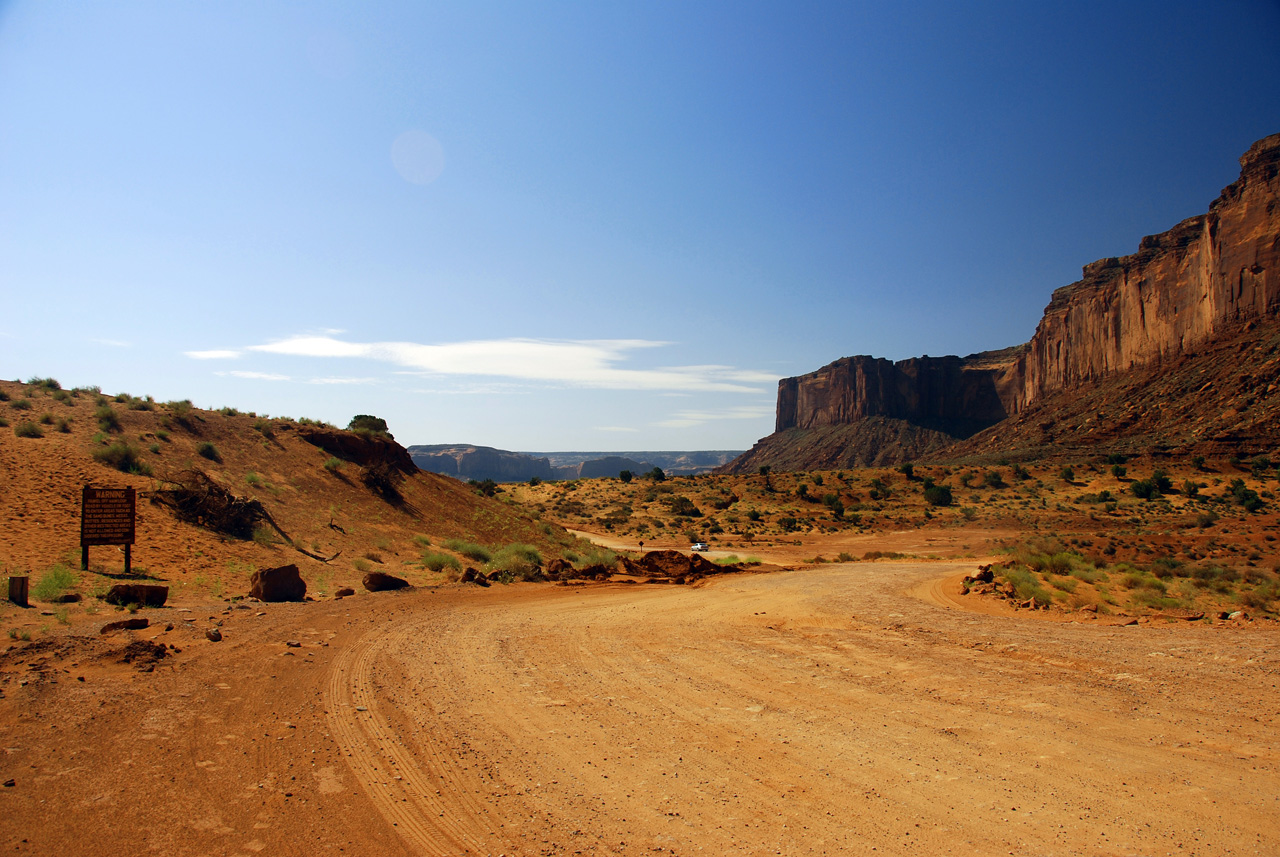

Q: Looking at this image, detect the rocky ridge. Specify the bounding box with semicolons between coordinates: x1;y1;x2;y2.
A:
726;133;1280;471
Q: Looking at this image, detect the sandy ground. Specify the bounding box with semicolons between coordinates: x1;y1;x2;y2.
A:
3;561;1277;857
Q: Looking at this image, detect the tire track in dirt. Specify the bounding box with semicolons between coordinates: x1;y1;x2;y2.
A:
326;623;509;856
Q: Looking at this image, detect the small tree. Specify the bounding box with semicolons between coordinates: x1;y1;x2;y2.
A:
923;484;953;507
646;466;666;482
348;414;393;439
619;470;633;483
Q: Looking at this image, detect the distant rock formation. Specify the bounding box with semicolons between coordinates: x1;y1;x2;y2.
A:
725;133;1280;471
408;446;745;482
408;444;555;483
577;455;646;479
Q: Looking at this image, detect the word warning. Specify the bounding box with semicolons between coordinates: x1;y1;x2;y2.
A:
81;486;136;572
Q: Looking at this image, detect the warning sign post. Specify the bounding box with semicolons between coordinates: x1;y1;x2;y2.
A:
81;486;136;573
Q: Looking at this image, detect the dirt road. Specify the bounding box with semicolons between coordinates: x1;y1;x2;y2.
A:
4;563;1278;856
330;564;1278;856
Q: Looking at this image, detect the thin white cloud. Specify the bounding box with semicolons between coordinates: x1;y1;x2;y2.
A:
307;377;379;385
595;426;641;433
186;349;241;360
655;404;775;429
91;338;130;348
247;335;774;393
219;370;290;381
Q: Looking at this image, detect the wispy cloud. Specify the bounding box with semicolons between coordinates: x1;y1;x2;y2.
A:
186;349;241;360
218;370;290;381
91;338;131;348
246;335;776;393
655;404;775;429
595;426;641;433
306;377;379;385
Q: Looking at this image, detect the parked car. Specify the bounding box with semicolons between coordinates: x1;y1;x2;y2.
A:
690;542;709;552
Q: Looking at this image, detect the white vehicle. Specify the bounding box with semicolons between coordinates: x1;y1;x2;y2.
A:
690;542;709;552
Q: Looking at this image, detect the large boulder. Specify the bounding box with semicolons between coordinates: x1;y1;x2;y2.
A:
105;584;169;608
249;564;306;602
363;571;409;592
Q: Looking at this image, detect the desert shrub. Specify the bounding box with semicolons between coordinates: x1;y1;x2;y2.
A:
0;417;8;428
253;419;275;439
1111;464;1127;478
14;421;43;438
353;558;370;573
92;442;151;475
618;470;632;483
0;390;8;402
218;406;239;417
156;429;170;441
778;516;799;532
421;551;461;573
27;376;60;391
1001;566;1053;607
486;544;543;580
443;539;491;563
983;470;1005;489
666;495;702;517
746;509;761;521
57;418;71;433
574;546;616;567
1129;589;1183;610
646;467;666;482
1151;470;1172;494
32;565;75;601
251;525;276;545
1059;466;1075;482
347;414;393;438
837;552;855;562
868;477;891;500
197;442;222;463
1250;456;1272;479
1227;478;1263;512
470;478;498;497
127;396;154;411
245;472;262;486
52;389;71;403
1130;479;1158;500
923;484;953;506
38;412;54;425
95;405;120;432
1011;464;1030;481
323;456;343;473
11;398;32;411
412;535;432;548
898;463;914;480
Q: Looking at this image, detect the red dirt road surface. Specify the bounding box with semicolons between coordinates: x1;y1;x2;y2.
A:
3;563;1278;856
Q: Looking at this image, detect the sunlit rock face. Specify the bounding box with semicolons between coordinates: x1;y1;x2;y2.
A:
747;134;1280;469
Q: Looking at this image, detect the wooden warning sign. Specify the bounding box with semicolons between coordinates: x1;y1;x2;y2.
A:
81;486;136;572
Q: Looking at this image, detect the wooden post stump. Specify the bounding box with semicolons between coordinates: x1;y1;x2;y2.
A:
8;577;29;608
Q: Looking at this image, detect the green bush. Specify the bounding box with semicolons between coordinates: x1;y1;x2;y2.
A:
422;551;461;572
11;398;32;411
1001;566;1053;607
486;544;543;580
14;421;43;438
923;484;952;506
95;405;121;432
197;442;222;463
347;414;393;439
323;457;343;473
57;418;71;433
92;442;151;475
31;564;76;601
443;539;491;563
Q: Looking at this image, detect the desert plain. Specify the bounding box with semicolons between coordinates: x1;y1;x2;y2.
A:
1;380;1278;856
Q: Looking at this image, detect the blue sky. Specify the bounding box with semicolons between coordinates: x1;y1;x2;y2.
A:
2;2;1278;450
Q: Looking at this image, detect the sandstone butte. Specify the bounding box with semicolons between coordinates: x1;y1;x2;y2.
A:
724;132;1280;472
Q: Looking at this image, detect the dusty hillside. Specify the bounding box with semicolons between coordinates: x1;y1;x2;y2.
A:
0;378;578;615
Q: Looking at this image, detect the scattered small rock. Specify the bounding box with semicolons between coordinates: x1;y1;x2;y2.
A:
460;568;491;587
363;571;409;592
205;628;223;642
3;779;13;788
285;640;302;648
334;588;355;599
100;618;149;635
104;584;169;608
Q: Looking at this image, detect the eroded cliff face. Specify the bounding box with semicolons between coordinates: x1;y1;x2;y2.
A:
768;133;1280;453
1011;133;1280;409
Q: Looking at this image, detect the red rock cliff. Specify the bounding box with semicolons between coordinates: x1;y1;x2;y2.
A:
774;133;1280;437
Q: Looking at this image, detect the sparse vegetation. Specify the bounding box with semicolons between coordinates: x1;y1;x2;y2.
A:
92;441;151;475
197;442;222;463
